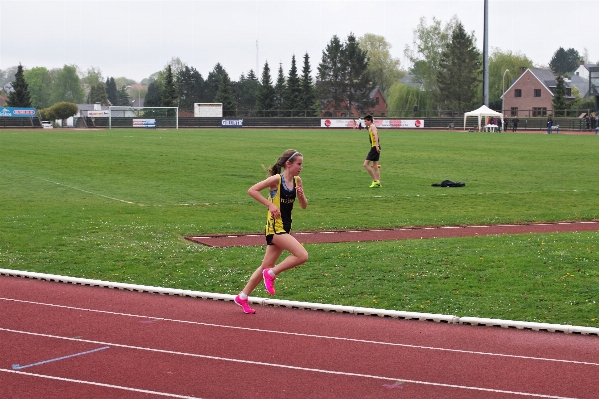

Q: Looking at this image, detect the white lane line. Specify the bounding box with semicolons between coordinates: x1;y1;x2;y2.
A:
0;368;202;398
0;329;580;399
1;298;597;367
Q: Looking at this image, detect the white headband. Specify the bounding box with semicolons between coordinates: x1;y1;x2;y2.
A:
287;151;300;163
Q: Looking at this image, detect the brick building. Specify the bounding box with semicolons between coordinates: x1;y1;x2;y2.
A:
321;87;387;117
501;68;574;117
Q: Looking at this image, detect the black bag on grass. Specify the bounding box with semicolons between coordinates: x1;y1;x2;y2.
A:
432;180;465;187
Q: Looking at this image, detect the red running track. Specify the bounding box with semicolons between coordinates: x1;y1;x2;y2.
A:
1;275;598;399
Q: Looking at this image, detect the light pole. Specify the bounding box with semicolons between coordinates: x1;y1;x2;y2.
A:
126;85;141;107
502;69;510;114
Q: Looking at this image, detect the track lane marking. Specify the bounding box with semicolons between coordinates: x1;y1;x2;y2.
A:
0;329;581;399
0;368;202;398
1;297;598;367
12;346;109;370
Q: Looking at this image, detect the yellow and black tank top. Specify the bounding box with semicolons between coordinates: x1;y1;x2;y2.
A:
265;174;297;236
368;125;379;147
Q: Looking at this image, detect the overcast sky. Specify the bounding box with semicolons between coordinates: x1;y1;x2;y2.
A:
0;0;595;83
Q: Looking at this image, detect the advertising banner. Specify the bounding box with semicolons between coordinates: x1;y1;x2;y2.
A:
221;119;244;128
374;119;424;128
0;107;37;117
132;119;156;127
88;110;110;117
320;118;424;129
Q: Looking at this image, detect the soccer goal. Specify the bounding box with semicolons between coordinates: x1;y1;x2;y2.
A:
108;106;179;129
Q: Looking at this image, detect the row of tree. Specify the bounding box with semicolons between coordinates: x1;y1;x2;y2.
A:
143;33;383;116
3;18;594;115
5;63;135;110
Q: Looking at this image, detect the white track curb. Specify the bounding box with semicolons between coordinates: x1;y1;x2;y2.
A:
1;268;597;336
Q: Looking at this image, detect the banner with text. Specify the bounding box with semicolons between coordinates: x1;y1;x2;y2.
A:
320;119;424;128
88;110;110;117
221;119;244;128
0;107;37;117
132;119;156;127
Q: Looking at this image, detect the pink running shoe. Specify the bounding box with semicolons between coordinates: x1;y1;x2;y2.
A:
262;268;276;295
234;295;255;314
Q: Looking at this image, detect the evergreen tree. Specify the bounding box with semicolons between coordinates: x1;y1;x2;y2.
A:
549;47;580;76
283;55;302;116
176;66;204;111
203;63;226;103
317;34;373;115
436;22;481;111
233;69;260;114
214;69;237;116
145;81;162;107
256;61;275;116
317;35;345;111
343;33;371;115
88;82;109;105
300;53;317;116
274;63;286;113
161;65;178;109
7;64;32;107
116;86;130;106
105;77;118;105
552;75;567;116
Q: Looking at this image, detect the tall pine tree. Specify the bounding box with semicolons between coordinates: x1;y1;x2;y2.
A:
214;69;237;116
274;63;286;113
203;63;226;103
436;22;481;111
317;35;345;111
161;65;178;114
256;61;275;116
300;53;317;116
283;55;302;116
552;75;567;116
145;81;162;107
318;34;372;115
343;33;371;115
105;77;118;106
7;64;32;107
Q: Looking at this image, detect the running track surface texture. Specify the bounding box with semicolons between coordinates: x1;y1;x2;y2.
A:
2;273;599;399
185;220;599;247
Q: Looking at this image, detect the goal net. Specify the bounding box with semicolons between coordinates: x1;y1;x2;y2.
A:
108;106;179;129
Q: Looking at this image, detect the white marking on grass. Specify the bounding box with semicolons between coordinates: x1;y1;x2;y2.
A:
34;177;142;206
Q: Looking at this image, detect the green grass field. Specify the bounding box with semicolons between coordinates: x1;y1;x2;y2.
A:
1;128;598;327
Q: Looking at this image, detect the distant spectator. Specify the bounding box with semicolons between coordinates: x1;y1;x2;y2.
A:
512;117;519;132
585;115;591;131
547;116;553;134
503;117;509;132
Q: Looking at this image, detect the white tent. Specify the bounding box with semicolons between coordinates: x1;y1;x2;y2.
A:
463;105;503;131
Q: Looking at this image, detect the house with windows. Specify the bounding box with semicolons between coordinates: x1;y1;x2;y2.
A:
501;67;574;117
321;86;387;117
574;60;598;80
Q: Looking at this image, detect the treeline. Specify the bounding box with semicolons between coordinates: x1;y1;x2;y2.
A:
3;16;596;115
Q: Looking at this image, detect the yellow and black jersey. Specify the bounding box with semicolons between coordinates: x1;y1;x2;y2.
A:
368;125;379;147
265;174;297;236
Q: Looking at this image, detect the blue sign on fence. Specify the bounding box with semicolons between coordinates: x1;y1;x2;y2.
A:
221;119;243;128
0;107;37;117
